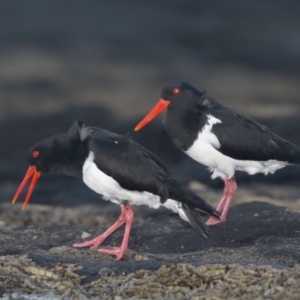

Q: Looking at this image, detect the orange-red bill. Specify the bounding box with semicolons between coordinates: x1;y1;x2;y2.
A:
12;166;41;210
134;98;171;131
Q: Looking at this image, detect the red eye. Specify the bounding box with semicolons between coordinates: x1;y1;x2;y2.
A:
172;87;181;94
32;151;39;158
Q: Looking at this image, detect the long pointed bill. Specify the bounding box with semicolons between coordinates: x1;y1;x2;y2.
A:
134;98;171;131
12;166;41;210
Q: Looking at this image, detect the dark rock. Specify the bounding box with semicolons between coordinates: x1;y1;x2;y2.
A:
1;202;300;283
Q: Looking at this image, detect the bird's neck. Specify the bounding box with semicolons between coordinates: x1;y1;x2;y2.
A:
164;108;206;151
50;138;89;178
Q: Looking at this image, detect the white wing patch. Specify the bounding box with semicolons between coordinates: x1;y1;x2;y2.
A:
186;114;224;171
186;114;289;180
199;114;222;149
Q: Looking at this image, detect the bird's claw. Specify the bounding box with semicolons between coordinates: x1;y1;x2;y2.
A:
206;216;224;226
73;237;105;249
98;247;125;261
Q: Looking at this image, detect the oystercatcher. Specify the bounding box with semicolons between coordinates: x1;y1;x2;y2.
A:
135;80;300;225
12;120;219;260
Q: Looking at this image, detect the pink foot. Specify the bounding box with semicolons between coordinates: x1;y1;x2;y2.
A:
99;205;133;260
206;178;237;226
206;193;227;226
73;205;130;250
206;215;224;226
73;235;106;249
99;247;126;261
73;204;134;261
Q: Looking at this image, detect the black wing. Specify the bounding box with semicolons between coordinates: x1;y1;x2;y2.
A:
89;137;217;210
130;141;171;175
204;102;300;163
88;137;172;201
88;135;219;238
85;127;171;174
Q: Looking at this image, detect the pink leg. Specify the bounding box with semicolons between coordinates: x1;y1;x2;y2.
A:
98;205;134;260
73;205;128;249
206;178;237;226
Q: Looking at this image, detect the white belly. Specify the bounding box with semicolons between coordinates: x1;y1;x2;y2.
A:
186;114;289;180
82;152;188;222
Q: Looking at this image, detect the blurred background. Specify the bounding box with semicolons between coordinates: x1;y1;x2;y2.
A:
0;0;300;217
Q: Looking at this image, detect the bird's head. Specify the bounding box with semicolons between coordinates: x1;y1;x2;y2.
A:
12;120;87;209
135;81;204;131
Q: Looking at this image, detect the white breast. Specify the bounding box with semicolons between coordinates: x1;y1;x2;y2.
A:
186;114;289;180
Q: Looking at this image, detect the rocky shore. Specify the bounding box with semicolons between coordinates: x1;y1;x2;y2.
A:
1;188;300;298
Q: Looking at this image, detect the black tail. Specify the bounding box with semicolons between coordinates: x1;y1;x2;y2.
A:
181;203;209;238
180;186;220;219
180;187;220;238
167;181;220;238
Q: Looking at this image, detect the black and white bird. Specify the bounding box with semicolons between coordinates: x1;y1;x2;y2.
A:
12;120;219;260
135;80;300;225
